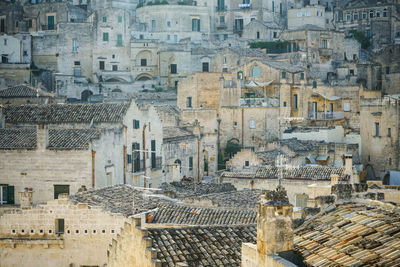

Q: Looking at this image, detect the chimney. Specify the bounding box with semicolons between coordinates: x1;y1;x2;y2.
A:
330;174;339;186
19;188;33;208
0;104;4;128
36;124;48;151
256;187;293;265
344;154;353;175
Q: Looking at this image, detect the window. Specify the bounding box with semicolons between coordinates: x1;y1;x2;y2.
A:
47;15;55;30
283;101;287;107
250;65;261;77
383;8;387;17
1;54;8;63
256;31;260;39
370;10;374;18
300;72;304;80
0;18;5;33
249;120;256;129
362;12;367;19
350;69;354;76
167;21;171;27
167;35;170;41
102;16;107;22
244;161;249;168
141;59;147;66
186;97;192;108
366;29;371;37
354;12;358;20
174;35;178;43
233;121;238;127
151;20;156;31
133;119;140;129
281;71;286;79
192;19;200;32
386;66;390;74
170;64;177;74
346;13;351;21
273;31;277;38
189;157;193;171
234;18;244;31
220;16;225;23
72;39;78;52
54;185;69;199
117;34;122;46
0;185;14;205
368;155;370;161
103;32;109;41
118;16;122;23
237;71;243;80
313;80;317;88
280;3;282;14
202;62;209;72
389;158;392;165
132;142;140;173
23;50;28;56
322;39;327;48
297;11;302;17
99;61;105;70
376;9;380;17
74;67;81;77
151;140;156;169
375;122;380;137
344;102;350;111
140;34;144;39
3;39;7;45
306;10;310;16
293;94;298;109
388;128;391;137
74;61;80;66
55;219;64;234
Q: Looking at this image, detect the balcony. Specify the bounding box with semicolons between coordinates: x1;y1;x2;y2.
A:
308;111;345;120
41;24;56;31
216;5;227;12
319;48;333;57
216;22;227;29
238;3;252;9
240;98;279;107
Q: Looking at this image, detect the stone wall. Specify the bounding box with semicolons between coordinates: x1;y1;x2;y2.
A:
0;197;127;267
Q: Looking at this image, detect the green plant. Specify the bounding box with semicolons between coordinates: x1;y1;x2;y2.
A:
155;87;163;92
137;2;144;8
347;30;371;49
249;40;293;53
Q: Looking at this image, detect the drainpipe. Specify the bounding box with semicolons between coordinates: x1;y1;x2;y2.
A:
143;124;147;188
91;151;96;188
241;108;244;147
197;138;200;182
123;145;127;184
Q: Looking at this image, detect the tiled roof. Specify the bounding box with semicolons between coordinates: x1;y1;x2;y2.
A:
47;129;100;150
222;166;346;181
69;185;178;217
147;225;257;267
163;126;195;140
150;205;257;225
161;182;237;198
197;189;263;209
0;84;53;98
279;138;320;152
259;59;305;73
294;203;400;266
4;102;130;124
0;128;37;149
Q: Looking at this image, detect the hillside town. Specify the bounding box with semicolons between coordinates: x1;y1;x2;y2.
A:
0;0;400;266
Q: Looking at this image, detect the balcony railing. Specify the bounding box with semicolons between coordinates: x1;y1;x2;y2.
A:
319;48;333;56
240;98;279;107
216;5;227;12
216;23;227;29
238;3;251;9
308;111;345;120
41;24;56;31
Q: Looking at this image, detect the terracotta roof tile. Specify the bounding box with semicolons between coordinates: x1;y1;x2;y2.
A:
0;84;53;98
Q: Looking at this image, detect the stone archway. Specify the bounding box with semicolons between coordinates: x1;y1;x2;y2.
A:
81;90;93;102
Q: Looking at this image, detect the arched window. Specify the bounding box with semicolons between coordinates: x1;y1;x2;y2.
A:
383;8;387;17
369;10;374;18
250;65;261;78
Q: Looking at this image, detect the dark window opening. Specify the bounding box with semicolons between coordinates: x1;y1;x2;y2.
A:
141;59;147;66
54;185;69;199
170;64;177;74
55;219;64;234
99;61;105;70
202;62;209;72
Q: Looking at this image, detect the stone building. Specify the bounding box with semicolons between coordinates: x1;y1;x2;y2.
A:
288;5;333;30
0;185;175;267
360;95;400;180
334;0;400;48
0;84;55;105
0;101;165;204
241;20;281;42
135;3;211;44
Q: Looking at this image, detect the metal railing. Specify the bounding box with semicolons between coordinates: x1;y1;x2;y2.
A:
308;111;345;120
